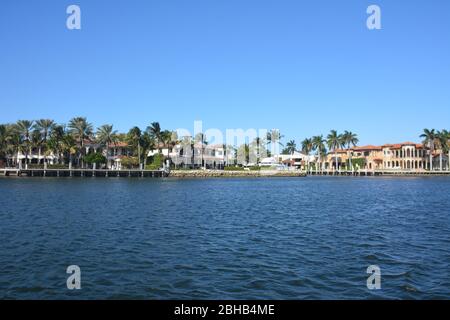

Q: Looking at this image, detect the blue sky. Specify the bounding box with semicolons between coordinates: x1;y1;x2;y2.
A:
0;0;449;145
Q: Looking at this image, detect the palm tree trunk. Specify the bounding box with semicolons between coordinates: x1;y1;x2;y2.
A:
448;150;450;171
430;153;433;171
440;153;443;171
138;143;141;169
335;152;338;173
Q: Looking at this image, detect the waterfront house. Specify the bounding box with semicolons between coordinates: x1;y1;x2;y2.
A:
325;142;432;171
161;143;232;169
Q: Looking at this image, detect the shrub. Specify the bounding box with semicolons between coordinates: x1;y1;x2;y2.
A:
121;156;139;169
224;166;245;171
145;153;164;170
84;153;106;165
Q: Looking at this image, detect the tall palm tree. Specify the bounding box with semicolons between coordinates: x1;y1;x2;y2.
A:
266;129;284;154
443;130;450;171
48;125;66;165
327;130;344;171
127;127;142;168
96;125;118;168
195;132;208;168
301;138;313;172
31;130;43;165
253;136;266;164
286;140;297;155
1;124;17;167
342;131;359;171
162;131;178;167
34;119;55;166
437;130;449;171
140;132;156;168
148;122;163;153
68;117;93;168
0;125;8;161
420;129;436;171
14;120;34;167
312;135;326;172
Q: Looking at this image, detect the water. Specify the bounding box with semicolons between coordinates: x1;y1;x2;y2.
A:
0;176;449;299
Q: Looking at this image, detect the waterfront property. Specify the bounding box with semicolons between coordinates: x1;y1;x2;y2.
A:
322;142;449;172
166;143;233;169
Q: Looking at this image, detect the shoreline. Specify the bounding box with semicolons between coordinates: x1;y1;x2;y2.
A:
169;170;307;178
2;168;450;178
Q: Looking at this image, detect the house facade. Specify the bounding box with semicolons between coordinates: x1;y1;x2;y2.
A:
168;143;233;169
324;142;433;171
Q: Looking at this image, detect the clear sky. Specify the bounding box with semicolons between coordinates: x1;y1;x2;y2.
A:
1;0;449;146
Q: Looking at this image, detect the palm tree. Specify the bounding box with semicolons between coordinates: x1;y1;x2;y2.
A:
127;127;142;168
286;140;297;155
140;132;156;168
342;131;359;171
31;130;43;165
161;131;178;167
437;130;449;171
0;125;8;158
266;129;284;154
237;143;251;165
96;125;118;168
253;136;267;164
327;130;344;172
68;117;93;168
312;135;326;172
442;130;450;171
0;124;12;166
420;129;436;171
14;120;34;168
148;122;163;153
301;138;313;172
34;119;55;166
195;132;208;168
48;125;66;165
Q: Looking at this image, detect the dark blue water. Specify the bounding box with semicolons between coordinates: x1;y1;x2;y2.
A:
0;176;449;299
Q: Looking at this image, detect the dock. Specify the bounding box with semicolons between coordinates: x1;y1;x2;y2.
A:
0;168;169;178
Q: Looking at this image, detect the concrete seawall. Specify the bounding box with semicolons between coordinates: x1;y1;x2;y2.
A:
169;170;307;178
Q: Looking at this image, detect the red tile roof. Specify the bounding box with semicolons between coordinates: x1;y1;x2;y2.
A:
108;142;128;148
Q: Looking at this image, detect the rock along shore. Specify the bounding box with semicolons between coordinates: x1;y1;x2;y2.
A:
169;170;306;178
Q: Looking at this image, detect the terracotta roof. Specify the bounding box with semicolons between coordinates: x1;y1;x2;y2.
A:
352;145;382;151
108;142;128;148
382;142;424;149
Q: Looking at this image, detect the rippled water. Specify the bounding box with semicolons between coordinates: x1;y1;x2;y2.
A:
0;176;449;299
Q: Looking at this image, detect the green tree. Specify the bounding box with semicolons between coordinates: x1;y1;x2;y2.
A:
84;152;106;167
342;131;359;171
68;117;93;168
312;135;326;172
127;127;142;168
13;120;34;167
33;119;55;166
148;122;163;153
96;124;118;161
266;129;284;154
301;138;313;171
195;132;208;168
420;129;436;171
327;130;344;171
437;130;449;171
285;140;297;155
